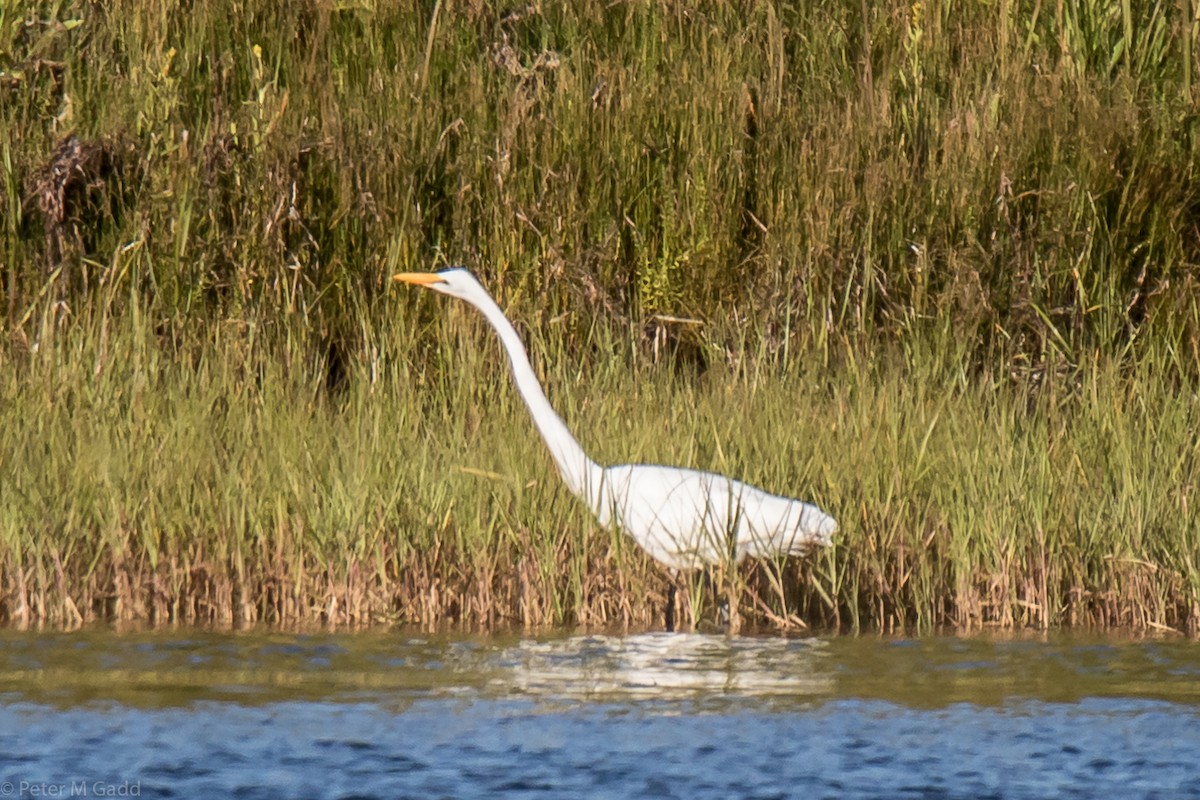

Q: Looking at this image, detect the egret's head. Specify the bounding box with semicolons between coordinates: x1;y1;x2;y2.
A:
392;267;482;301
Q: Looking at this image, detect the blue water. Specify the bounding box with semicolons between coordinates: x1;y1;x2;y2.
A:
1;632;1197;799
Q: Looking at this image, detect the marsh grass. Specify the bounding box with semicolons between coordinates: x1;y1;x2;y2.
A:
2;1;1199;631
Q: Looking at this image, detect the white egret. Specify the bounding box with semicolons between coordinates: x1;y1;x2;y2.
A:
395;268;836;622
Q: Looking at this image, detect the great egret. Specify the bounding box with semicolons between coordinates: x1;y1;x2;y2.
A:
395;268;836;618
393;272;835;628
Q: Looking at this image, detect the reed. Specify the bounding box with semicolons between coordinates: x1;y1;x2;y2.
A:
1;0;1198;632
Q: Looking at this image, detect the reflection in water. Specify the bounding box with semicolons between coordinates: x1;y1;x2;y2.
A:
497;632;832;701
1;631;1199;799
3;629;1196;709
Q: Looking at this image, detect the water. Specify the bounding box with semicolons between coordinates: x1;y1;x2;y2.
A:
1;630;1198;799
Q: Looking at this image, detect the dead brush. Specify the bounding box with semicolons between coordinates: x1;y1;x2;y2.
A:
27;134;127;279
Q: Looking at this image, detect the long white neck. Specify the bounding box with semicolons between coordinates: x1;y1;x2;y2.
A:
463;289;604;509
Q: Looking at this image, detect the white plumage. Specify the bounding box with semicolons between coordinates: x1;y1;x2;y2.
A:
394;267;836;574
595;465;835;572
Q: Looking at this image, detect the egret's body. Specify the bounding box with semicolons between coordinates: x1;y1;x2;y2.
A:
394;268;836;575
595;465;833;571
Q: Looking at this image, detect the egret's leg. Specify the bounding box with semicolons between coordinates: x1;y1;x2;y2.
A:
665;580;677;632
702;566;741;634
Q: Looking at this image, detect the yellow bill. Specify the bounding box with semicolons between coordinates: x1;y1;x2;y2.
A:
392;272;445;286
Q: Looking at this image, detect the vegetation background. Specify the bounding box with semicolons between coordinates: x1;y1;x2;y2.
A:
1;0;1198;632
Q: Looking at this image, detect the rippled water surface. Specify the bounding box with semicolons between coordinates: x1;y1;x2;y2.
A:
1;630;1198;799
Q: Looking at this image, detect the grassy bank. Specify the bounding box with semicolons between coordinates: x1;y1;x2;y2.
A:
2;1;1199;631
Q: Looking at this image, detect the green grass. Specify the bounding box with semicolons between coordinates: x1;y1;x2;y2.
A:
1;0;1199;631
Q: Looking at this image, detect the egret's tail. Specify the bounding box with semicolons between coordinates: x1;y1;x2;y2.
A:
741;499;837;561
806;506;838;548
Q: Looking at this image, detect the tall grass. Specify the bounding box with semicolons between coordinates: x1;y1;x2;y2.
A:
1;0;1198;631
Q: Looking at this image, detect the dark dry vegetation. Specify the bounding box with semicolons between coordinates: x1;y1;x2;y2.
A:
1;1;1199;633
